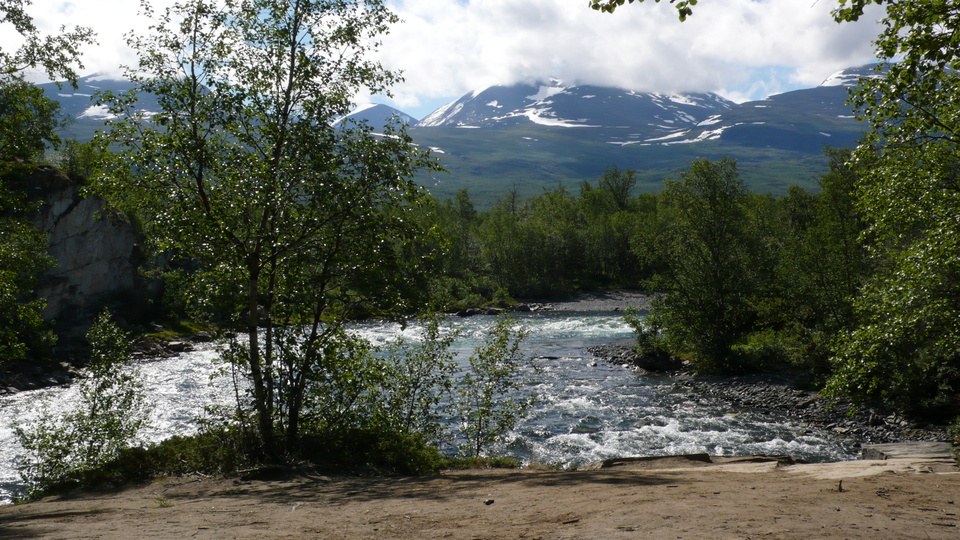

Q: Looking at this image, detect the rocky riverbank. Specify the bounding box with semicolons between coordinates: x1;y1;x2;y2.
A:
0;333;207;395
589;341;952;452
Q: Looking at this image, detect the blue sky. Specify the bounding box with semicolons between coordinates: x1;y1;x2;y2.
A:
5;0;885;120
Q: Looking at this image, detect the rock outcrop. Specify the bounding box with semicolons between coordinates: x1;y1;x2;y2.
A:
23;166;143;339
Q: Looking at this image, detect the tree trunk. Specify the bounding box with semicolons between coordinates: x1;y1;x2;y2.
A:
246;274;277;458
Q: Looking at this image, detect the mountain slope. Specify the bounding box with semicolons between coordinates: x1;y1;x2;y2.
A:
41;67;874;205
418;80;735;140
410;68;871;203
334;103;417;131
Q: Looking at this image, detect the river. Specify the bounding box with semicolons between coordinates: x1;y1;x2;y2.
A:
0;311;858;503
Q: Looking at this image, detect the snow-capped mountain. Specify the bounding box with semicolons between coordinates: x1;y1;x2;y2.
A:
334;103;417;131
39;74;156;122
647;64;875;151
406;66;873;201
40;67;875;203
43;75;415;134
418;80;735;139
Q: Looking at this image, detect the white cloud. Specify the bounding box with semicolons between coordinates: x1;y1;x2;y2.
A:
4;0;175;80
4;0;885;117
378;0;885;113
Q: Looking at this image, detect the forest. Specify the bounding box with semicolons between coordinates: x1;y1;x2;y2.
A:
2;0;960;499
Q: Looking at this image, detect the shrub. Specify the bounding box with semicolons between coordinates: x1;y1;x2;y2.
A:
452;314;536;458
14;310;149;500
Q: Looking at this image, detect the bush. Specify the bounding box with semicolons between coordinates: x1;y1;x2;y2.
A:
300;428;448;476
623;308;671;362
14;311;149;500
452;314;536;458
54;140;106;182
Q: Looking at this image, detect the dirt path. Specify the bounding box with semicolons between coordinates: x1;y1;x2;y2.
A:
2;456;958;539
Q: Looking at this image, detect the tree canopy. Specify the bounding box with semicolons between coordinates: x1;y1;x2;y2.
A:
591;0;960;416
94;0;441;456
0;0;93;367
0;0;95;83
589;0;698;20
822;1;960;415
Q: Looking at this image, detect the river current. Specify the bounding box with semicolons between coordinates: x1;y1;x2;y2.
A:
0;312;858;503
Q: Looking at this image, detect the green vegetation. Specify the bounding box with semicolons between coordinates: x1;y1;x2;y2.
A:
0;0;92;369
824;1;960;417
590;0;697;20
645;158;759;373
6;0;960;494
592;1;960;432
410;125;833;206
92;0;440;459
0;0;92;162
454;315;535;458
14;311;149;500
0;168;56;366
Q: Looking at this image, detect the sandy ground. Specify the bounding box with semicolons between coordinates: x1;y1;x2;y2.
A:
2;455;958;539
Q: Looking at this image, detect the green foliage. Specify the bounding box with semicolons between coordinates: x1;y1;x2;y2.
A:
0;0;93;367
383;313;458;443
300;429;448;476
623;307;671;361
293;329;390;437
0;171;55;366
589;0;697;20
0;81;63;162
460;175;651;299
93;0;441;456
54;139;108;182
453;314;535;458
769;148;870;374
0;0;95;83
645;158;762;372
598;165;637;212
14;310;149;500
825;145;960;416
822;3;960;416
0;1;94;162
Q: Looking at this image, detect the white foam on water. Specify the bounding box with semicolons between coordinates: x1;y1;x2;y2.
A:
0;312;857;503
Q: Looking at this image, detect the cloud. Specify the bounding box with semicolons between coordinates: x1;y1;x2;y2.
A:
4;0;175;80
5;0;885;115
378;0;885;109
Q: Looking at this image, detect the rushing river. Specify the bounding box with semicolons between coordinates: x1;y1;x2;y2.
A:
0;311;858;503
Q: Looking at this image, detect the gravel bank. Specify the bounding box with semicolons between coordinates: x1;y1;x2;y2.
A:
588;341;951;453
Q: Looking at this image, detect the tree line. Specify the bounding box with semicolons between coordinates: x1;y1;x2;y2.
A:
413;148;954;420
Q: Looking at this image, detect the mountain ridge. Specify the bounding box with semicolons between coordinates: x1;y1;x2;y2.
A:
41;66;875;204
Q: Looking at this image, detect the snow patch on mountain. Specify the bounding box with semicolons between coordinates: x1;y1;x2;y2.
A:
645;130;689;143
526;85;565;101
820;70;862;87
520;108;599;128
78;105;116;120
663;126;728;145
699;115;722;126
420;99;465;127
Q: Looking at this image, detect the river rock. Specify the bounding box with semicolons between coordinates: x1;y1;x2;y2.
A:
677;374;951;447
588;341;682;372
